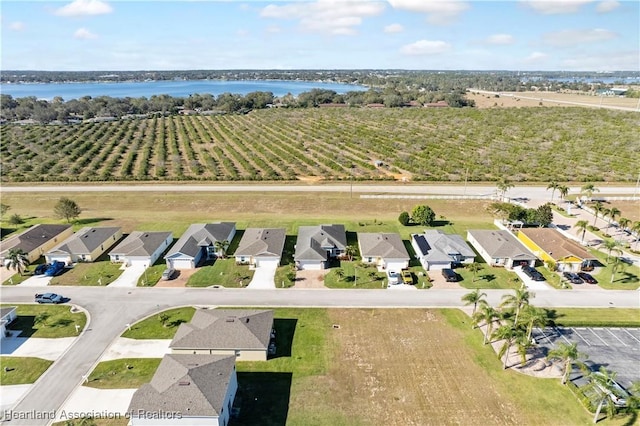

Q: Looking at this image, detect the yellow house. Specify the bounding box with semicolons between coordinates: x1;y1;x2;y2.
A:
517;228;594;272
0;224;73;264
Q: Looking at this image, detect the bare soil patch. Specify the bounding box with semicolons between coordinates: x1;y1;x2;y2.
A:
469;90;639;110
293;269;328;289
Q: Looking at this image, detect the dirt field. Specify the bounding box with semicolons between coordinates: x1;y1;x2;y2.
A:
469;90;640;110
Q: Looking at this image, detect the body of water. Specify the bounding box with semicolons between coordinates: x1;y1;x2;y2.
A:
0;79;367;100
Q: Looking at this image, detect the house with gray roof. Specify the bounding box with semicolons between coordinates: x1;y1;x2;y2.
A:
128;354;237;426
358;232;410;272
411;230;476;271
294;224;346;270
0;224;73;265
45;227;122;264
234;228;285;268
170;309;274;361
467;230;536;269
1;307;17;339
164;223;236;270
108;231;173;268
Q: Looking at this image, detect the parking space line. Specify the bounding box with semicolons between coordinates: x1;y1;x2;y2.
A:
606;329;628;347
554;327;578;345
568;328;591;346
588;328;609;346
536;327;555;345
623;329;640;344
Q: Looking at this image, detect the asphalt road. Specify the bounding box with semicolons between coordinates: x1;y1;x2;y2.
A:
1;285;639;425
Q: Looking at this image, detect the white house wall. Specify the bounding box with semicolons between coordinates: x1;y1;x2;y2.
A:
45;253;72;265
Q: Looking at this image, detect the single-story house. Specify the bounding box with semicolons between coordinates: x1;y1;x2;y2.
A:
108;231;173;267
467;230;536;269
0;224;73;265
170;309;274;362
128;354;237;426
517;228;596;272
411;230;476;270
45;227;122;264
164;223;236;270
294;224;347;270
358;232;410;272
234;228;286;268
1;306;17;339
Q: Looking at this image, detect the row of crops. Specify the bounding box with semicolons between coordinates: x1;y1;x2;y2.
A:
1;107;638;183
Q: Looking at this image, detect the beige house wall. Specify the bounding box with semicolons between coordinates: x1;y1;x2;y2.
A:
171;348;266;361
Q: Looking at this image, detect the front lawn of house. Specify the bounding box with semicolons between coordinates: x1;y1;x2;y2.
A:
0;356;53;384
324;261;387;289
120;307;195;339
187;258;254;288
49;261;123;286
1;304;87;338
85;358;162;389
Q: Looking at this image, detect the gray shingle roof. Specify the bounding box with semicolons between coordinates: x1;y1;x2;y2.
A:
170;309;274;351
0;307;16;320
358;233;409;259
165;223;235;258
234;228;286;258
108;231;172;257
294;224;346;261
413;230;475;262
128;354;235;417
468;230;536;260
0;224;71;257
48;227;120;255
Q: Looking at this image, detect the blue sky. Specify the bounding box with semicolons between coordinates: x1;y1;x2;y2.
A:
1;0;638;71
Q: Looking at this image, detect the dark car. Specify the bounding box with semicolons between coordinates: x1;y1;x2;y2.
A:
522;265;545;281
441;268;458;282
563;272;584;284
33;264;50;275
44;261;65;277
35;292;64;304
577;272;597;284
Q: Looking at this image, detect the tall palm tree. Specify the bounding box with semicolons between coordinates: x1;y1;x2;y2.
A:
632;221;640;250
466;262;483;283
610;256;626;283
617;217;630;232
547;181;559;202
603;239;621;263
335;268;345;282
492;324;526;369
520;305;549;342
587;367;623;423
592;201;604;226
5;248;29;276
461;288;488;316
546;342;588;385
581;183;599;200
606;207;621;229
214;240;230;258
472;304;499;344
557;185;569;203
500;288;533;325
574;220;589;244
344;245;357;261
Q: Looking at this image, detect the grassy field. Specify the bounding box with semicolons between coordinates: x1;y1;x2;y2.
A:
548;308;640;327
1;304;87;338
85;358;162;389
1;107;638;183
49;261;123;286
120;307;195;339
187;258;254;288
0;357;53;385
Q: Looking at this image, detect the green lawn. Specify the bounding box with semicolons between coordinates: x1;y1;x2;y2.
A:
0;357;53;384
120;307;195;339
137;263;165;286
49;261;123;286
324;261;387;289
85;358;162;389
1;304;87;338
187;258;254;288
590;249;640;290
545;308;640;327
457;264;522;290
1;260;48;285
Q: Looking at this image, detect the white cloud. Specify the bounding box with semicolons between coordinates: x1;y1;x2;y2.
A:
9;21;25;31
521;0;594;14
266;25;281;34
388;0;469;24
523;51;548;63
561;50;639;70
542;28;617;46
74;27;97;39
261;0;385;35
384;23;404;33
55;0;112;17
596;0;620;13
400;39;451;55
485;34;514;45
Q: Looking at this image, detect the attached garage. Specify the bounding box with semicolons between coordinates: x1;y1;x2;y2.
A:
297;260;324;270
255;257;280;268
167;258;195;270
45;253;72;265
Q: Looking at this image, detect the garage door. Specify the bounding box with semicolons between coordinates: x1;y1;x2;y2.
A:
298;260;323;270
46;254;71;265
169;258;194;270
129;258;151;268
426;262;450;271
386;261;408;272
256;258;280;268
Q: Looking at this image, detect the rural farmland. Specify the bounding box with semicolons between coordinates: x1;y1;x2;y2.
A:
1;107;638;184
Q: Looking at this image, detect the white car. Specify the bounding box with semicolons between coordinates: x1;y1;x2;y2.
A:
387;270;400;285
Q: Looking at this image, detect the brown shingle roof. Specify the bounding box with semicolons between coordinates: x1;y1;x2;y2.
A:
518;228;593;261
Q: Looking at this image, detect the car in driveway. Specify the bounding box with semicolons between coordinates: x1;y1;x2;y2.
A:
522;265;545;281
441;268;458;282
161;268;176;281
401;270;413;285
563;272;584;284
33;264;50;275
386;270;400;285
577;272;597;284
44;261;65;277
35;292;65;304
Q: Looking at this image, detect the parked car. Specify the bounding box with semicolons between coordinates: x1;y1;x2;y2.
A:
401;270;413;285
441;268;458;282
577;272;597;284
44;261;65;277
563;272;584;284
33;264;50;275
161;268;176;281
522;265;545;281
35;292;64;304
386;270;400;285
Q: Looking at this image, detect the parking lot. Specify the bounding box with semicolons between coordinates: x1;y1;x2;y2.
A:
532;327;640;389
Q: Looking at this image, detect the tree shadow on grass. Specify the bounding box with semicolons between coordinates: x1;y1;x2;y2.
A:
231;372;292;426
73;217;113;226
271;318;297;359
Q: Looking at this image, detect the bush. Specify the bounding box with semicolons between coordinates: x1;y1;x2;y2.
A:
587;225;599;232
398;211;410;226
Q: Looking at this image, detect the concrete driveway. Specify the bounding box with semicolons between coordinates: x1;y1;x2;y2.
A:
55;387;137;421
100;337;170;361
108;265;145;288
0;337;76;360
513;266;553;291
247;265;277;289
17;275;52;287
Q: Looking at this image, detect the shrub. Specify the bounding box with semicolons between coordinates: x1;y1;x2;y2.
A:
398;211;410;226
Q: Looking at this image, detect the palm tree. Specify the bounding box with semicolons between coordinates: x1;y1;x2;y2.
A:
472;303;499;344
214;240;230;258
581;183;599;201
592;201;604;227
606;207;621;229
632;221;640;250
344;245;357;261
500;288;533;325
466;262;483;283
574;220;589;244
603;239;621;263
617;217;631;232
520;305;549;342
5;248;29;276
335;268;345;282
557;185;569;203
587;367;622;423
547;181;559;202
546;342;588;385
610;256;626;283
492;324;526;369
461;288;487;316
